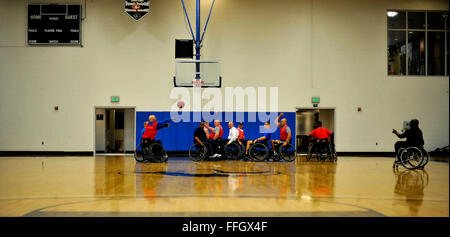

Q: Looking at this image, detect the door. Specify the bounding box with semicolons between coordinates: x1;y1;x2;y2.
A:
296;109;335;154
95;108;135;154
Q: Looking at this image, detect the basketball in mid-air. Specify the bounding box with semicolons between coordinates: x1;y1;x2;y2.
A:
177;101;185;109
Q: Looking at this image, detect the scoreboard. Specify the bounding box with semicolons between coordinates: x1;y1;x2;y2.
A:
27;4;81;45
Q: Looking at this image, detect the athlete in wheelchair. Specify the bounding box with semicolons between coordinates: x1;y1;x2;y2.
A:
236;122;248;159
271;113;296;162
244;121;272;161
306;121;337;162
134;115;172;163
245;120;296;162
392;119;428;169
222;121;243;160
189;122;216;161
204;120;224;159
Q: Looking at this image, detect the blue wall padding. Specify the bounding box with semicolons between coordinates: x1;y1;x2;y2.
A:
136;111;295;151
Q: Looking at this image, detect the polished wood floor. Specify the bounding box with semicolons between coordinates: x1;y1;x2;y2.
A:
0;155;447;217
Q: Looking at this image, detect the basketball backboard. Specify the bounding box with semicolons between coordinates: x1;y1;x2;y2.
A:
173;60;222;87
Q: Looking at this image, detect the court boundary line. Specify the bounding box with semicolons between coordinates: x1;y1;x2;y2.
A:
21;196;388;217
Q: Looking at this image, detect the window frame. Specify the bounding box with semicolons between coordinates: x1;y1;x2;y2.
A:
387;10;448;77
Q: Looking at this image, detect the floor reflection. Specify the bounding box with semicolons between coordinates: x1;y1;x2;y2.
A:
393;169;429;216
136;162;168;206
295;159;337;209
112;158;339;204
94;156;137;212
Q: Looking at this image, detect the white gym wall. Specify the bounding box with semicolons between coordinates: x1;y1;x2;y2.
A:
0;0;448;152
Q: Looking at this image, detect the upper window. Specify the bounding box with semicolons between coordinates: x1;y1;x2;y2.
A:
387;10;448;76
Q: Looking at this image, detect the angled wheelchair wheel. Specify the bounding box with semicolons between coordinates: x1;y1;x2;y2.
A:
134;144;145;162
271;145;281;161
203;142;215;160
149;143;167;162
249;143;269;162
331;151;338;162
189;143;206;162
271;152;281;161
400;147;423;170
279;143;296;162
393;149;405;169
306;143;320;161
237;144;246;160
225;143;241;160
419;149;429;168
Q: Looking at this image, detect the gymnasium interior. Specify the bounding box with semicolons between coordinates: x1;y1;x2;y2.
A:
0;0;448;218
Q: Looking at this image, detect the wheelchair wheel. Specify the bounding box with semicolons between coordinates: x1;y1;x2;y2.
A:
332;152;338;162
306;144;314;161
279;143;296;162
149;143;167;162
271;152;281;161
419;149;429;168
237;144;246;160
225;143;241;160
249;143;269;161
189;143;206;161
399;147;423;170
134;144;145;162
271;145;281;161
202;142;214;160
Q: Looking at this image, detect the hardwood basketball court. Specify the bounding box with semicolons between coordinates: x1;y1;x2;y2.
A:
0;155;447;217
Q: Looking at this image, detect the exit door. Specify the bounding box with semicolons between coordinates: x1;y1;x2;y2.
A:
95;108;135;154
295;108;335;154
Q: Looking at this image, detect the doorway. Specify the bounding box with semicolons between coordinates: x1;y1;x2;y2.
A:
295;108;335;154
95;107;135;154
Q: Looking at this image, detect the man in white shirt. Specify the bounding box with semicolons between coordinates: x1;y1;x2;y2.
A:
225;121;239;146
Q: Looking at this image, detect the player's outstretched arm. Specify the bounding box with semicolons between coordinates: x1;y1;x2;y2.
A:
156;118;174;129
205;124;215;132
276;113;283;127
392;129;405;138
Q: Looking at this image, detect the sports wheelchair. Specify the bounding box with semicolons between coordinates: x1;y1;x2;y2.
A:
223;140;247;160
306;138;337;162
189;139;246;161
188;142;215;161
134;140;168;163
393;146;429;170
248;141;296;162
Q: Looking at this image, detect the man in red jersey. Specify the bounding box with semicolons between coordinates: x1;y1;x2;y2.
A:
271;113;292;155
142;115;172;148
204;120;224;158
309;121;332;141
308;121;333;154
236;122;247;147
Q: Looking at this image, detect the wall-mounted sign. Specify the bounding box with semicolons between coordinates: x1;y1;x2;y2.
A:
312;97;320;104
125;0;150;21
111;96;120;103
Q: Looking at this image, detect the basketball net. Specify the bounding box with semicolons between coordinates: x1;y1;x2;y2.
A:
192;80;204;88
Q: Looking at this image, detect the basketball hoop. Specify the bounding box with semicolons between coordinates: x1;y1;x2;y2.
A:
192;80;204;88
